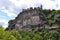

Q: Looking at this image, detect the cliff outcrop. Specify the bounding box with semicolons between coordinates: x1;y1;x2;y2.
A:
6;6;60;31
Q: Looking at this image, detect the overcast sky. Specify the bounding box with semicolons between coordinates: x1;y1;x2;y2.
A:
0;0;60;28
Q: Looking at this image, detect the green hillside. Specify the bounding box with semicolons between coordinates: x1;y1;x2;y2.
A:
0;9;60;40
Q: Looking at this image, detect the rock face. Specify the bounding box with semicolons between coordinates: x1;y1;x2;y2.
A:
6;6;60;31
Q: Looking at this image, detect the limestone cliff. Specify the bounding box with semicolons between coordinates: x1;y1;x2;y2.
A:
6;6;60;31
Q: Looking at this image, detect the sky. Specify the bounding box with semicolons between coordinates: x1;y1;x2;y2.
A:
0;0;60;28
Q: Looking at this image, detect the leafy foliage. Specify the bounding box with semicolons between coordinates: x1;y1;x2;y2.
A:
0;26;60;40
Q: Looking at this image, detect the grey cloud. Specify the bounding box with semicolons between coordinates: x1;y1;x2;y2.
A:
51;0;56;1
56;4;59;8
0;22;5;26
0;0;21;17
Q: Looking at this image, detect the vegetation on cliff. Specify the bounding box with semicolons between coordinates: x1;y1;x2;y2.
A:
0;7;60;40
7;7;60;31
